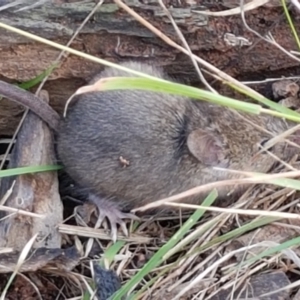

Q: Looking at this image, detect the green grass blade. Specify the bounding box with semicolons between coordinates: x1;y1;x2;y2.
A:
264;177;300;190
17;63;58;90
111;189;218;300
240;171;300;191
100;221;140;267
281;0;300;50
238;235;300;269
227;82;300;118
192;216;281;255
0;165;62;177
96;77;262;115
94;77;300;122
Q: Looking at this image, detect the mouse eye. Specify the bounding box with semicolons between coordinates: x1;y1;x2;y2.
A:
259;139;274;153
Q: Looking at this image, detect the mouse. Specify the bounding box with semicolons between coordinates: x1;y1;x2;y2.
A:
0;61;299;242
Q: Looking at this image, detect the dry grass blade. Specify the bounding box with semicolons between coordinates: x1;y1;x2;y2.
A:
133;170;300;212
260;279;300;297
0;234;38;300
258;123;300;153
173;243;267;300
237;237;300;269
59;224;151;243
192;0;270;16
157;0;215;93
0;205;44;218
0;0;23;11
291;0;300;10
164;202;300;219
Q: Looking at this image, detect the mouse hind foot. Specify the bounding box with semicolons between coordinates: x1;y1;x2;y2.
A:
88;193;139;242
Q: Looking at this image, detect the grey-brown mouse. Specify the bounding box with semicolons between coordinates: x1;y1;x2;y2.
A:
0;62;299;242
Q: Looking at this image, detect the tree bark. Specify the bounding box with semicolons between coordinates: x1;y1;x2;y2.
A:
0;0;299;135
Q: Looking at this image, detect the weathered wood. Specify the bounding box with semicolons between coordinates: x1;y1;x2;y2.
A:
0;246;80;273
0;0;299;135
0;90;62;250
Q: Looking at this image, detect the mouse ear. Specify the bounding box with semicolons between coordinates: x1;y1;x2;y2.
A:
187;129;224;166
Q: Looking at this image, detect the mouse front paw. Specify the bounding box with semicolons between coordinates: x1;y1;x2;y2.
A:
88;194;139;242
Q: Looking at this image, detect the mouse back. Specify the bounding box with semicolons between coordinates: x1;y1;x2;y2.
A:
57;62;201;207
57;61;300;210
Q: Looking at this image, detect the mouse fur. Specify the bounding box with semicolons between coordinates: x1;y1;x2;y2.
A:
57;62;299;212
0;61;299;241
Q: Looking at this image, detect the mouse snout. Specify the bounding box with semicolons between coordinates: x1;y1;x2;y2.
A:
248;132;300;169
284;130;300;157
271;129;300;159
